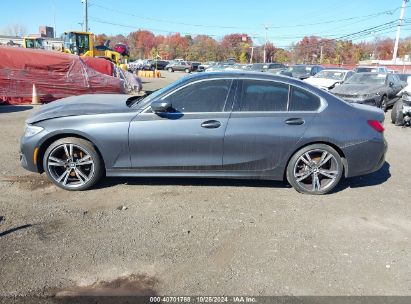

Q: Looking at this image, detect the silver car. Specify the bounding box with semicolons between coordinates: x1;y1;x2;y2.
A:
20;72;387;194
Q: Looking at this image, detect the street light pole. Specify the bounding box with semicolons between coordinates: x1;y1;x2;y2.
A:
392;0;409;63
263;25;269;63
83;0;88;32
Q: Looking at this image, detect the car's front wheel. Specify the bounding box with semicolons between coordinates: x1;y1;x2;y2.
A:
43;137;104;191
379;95;388;112
286;144;343;195
168;68;173;72
184;68;190;73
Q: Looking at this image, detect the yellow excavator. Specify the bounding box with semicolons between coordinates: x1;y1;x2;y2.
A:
62;31;124;66
23;37;45;49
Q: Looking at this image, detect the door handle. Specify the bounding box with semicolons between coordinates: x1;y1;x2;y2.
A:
201;120;221;128
285;118;305;125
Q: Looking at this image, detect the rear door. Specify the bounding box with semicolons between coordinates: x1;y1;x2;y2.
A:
222;79;322;177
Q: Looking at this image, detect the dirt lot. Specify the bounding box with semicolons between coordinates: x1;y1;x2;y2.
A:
0;71;410;297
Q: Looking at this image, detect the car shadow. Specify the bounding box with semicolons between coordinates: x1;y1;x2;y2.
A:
333;162;391;193
96;162;391;194
0;224;33;238
96;176;289;189
0;105;33;113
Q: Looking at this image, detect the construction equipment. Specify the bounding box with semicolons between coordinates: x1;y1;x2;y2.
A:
62;31;124;65
23;37;45;49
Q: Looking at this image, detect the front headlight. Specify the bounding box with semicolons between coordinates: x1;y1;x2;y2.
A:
361;93;378;100
24;124;44;137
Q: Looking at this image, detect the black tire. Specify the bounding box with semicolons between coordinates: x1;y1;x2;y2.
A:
43;137;104;191
184;68;190;73
379;95;388;112
391;100;404;124
286;144;343;195
168;68;173;72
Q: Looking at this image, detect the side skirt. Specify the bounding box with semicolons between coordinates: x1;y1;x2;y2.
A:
105;169;281;181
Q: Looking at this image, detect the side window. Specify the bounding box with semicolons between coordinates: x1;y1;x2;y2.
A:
164;79;231;113
346;71;354;80
236;80;289;112
289;86;321;111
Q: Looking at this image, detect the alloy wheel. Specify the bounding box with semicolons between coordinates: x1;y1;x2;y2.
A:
47;143;95;189
293;149;340;193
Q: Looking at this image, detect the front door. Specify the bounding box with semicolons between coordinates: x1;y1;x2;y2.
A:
129;78;234;171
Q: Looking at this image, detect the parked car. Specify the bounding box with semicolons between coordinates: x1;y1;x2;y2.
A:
245;63;265;72
205;62;234;72
127;60;144;72
197;61;217;72
141;59;154;71
20;72;386;195
354;66;388;73
304;69;355;90
147;60;169;70
281;64;324;80
397;73;411;84
262;62;286;74
331;72;405;111
165;61;192;73
190;61;201;71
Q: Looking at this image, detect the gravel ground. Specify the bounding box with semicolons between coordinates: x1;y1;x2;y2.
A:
0;71;410;297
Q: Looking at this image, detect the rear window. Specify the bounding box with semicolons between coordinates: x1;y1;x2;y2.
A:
289;87;321;111
236;80;289;112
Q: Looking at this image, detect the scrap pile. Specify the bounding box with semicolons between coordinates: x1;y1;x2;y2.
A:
0;47;141;105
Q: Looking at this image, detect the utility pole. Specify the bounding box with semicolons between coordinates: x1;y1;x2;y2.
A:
263;25;269;63
393;0;409;63
249;46;255;63
82;0;88;32
320;45;324;64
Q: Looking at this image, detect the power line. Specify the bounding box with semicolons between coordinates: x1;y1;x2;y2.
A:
92;3;406;31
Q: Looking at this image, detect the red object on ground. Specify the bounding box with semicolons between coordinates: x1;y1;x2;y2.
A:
0;47;122;105
82;56;114;76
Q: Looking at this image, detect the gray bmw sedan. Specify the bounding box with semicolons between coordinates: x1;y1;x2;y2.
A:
20;72;387;194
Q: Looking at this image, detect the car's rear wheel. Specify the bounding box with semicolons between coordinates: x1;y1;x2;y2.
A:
168;68;173;72
43;137;104;191
286;144;343;195
391;100;403;124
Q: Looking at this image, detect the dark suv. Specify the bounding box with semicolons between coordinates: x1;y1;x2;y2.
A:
281;64;324;80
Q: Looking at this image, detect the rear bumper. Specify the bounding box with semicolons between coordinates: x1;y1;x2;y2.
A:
343;137;387;178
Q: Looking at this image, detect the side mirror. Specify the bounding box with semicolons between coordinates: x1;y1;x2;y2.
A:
151;100;172;113
389;82;394;87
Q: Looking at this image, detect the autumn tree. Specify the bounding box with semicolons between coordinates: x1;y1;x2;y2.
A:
221;33;252;62
128;30;155;59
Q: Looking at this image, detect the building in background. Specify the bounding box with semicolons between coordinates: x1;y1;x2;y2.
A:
39;26;54;38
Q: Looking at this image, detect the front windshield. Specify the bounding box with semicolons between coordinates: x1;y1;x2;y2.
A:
345;73;386;85
314;70;345;80
356;67;377;73
130;76;189;108
64;33;89;55
289;65;311;73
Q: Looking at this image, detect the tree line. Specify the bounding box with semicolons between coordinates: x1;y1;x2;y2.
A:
96;30;411;64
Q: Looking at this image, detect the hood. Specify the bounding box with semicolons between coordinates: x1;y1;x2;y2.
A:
304;77;339;88
26;94;132;124
332;83;385;96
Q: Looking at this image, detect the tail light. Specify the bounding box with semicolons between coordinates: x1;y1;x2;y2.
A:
367;120;384;132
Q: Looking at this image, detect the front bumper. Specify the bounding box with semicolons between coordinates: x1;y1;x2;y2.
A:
20;132;45;173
